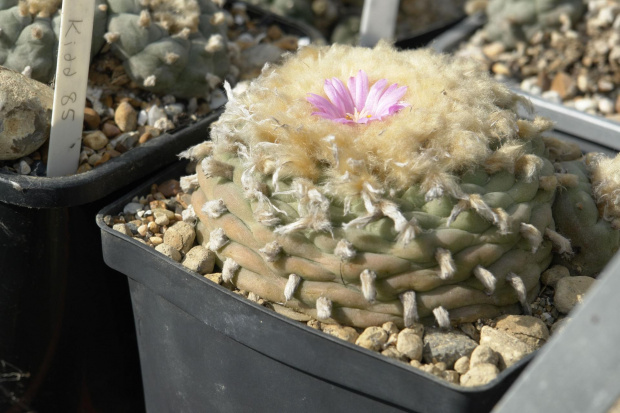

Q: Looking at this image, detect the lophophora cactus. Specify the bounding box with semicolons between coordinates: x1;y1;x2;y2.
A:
482;0;585;48
0;0;231;98
184;43;619;328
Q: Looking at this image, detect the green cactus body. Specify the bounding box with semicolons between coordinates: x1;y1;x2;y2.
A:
182;44;601;328
0;0;228;98
246;0;314;24
484;0;585;48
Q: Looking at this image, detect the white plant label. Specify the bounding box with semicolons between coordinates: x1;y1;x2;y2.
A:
46;0;95;177
359;0;399;47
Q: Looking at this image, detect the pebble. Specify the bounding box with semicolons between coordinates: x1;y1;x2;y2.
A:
382;321;399;336
113;223;133;237
155;243;182;262
454;356;470;374
574;98;597;112
115;101;138;132
83;131;109;151
469;344;499;367
381;347;407;362
494;315;550;349
182;245;215;274
541;265;570;287
482;41;505;59
83;107;101;130
479;326;536;369
355;326;388;351
423;327;478;368
88;153;102;166
101;121;121;138
396;328;424;361
154;212;170;226
158;179;182;197
442;370;460;385
123;202;144;215
147;105;168;127
150;236;164;246
460;363;499;387
163;221;196;253
17;160;31;175
598;97;615;114
554;276;596;314
137;224;148;236
322;324;359;343
541;90;562;103
550;317;570;335
551;72;576;99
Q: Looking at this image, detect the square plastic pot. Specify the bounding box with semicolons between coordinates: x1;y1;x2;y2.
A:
430;13;620;152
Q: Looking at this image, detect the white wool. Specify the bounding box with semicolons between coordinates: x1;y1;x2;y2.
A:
202;199;228;219
506;273;531;315
435;248;456;280
334;239;356;261
316;297;332;320
222;258;240;283
259;241;282;262
284;274;301;301
208;228;229;251
544;228;573;255
400;291;418;327
520;223;543;253
360;269;377;303
473;265;497;294
433;306;451;329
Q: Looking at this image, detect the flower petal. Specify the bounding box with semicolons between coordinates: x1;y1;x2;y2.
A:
348;70;369;111
374;84;408;117
363;78;388;114
324;78;354;115
307;93;341;119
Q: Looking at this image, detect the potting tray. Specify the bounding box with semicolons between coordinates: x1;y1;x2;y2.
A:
98;162;529;413
431;13;620;152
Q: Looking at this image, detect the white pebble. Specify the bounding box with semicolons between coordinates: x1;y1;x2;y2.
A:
541;90;562;104
123;202;144;215
598;97;615;114
574;98;597;112
147;105;167;127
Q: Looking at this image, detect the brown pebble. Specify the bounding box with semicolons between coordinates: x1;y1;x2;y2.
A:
138;131;152;144
274;36;298;51
114;101;138;132
550;72;576;99
101;94;114;109
150;200;167;210
107;149;122;158
94;152;111;166
101;121;121;138
83;130;109;151
77;163;92;173
158;179;181;197
266;25;283;40
83;107;101;130
615;95;620;114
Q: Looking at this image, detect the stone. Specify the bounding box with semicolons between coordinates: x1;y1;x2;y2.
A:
550;317;570;335
454;356;470;374
396;328;424;361
163;221;196;253
322;324;359;343
479;326;536;369
442;370;460;385
541;265;570;287
101;121;121;138
158;179;182;198
616;95;620;114
469;345;499;367
182;245;215;274
0;67;53;160
123;202;144;215
114;101;138;132
382;321;399;335
574;98;597;112
150;236;164;245
482;41;505;59
423;327;478;368
155;243;182;262
599;97;617;114
491;62;511;76
460;363;499;387
88;153;102;166
94;152;111;166
541;90;562;103
112;223;133;237
381;347;407;362
204;272;223;285
154;212;170;226
355;326;388;351
554;276;596;314
83;131;109;151
494;315;550;349
550;72;576;99
83;107;101;130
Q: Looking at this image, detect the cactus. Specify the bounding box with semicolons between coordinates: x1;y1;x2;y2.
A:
483;0;586;48
0;0;230;98
178;43;619;329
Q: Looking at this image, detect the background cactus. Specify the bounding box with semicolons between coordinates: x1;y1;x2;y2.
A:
178;43;617;328
482;0;586;48
0;0;231;98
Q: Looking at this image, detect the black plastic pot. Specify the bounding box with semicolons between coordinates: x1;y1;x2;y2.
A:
430;13;620;151
0;111;220;412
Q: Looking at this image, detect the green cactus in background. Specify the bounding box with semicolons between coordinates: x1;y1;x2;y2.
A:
483;0;585;48
179;43;616;328
245;0;314;24
0;0;230;98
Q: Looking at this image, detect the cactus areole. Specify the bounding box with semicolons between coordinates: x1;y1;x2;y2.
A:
187;43;620;328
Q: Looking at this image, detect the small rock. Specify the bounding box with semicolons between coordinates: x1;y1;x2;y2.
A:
574;98;597;112
182;245;215;274
550;317;570;335
77;163;92;173
459;323;480;341
138;131;152;144
17;160;31;175
616;95;620;114
469;345;499;367
150;236;164;245
442;370;460;385
154;212;170;226
410;360;422;369
491;62;511;76
101;121;121;138
158;179;181;197
420;364;442;377
397;328;424;361
494;315;550;349
541;90;562;104
87;153;102;166
93;152;111;167
479;326;535;369
322;324;359;343
460;363;499;387
83;131;109;151
355;326;388;351
163;221;196;253
123;202;144;215
83;107;101;130
482;41;505;59
204;272;223;285
423;327;478;368
541;265;570;288
550;72;576;99
381;347;407;362
554;276;596;314
155;243;182;262
147;105;168;127
0;67;53;160
382;321;399;335
115;101;138;132
137;224;148;237
454;356;470;374
113;223;133;237
599;97;615;114
307;319;322;330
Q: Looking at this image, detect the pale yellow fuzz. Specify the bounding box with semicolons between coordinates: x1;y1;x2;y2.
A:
211;43;539;201
587;152;620;221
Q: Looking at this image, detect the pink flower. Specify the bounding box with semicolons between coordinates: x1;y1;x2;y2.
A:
307;70;409;124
